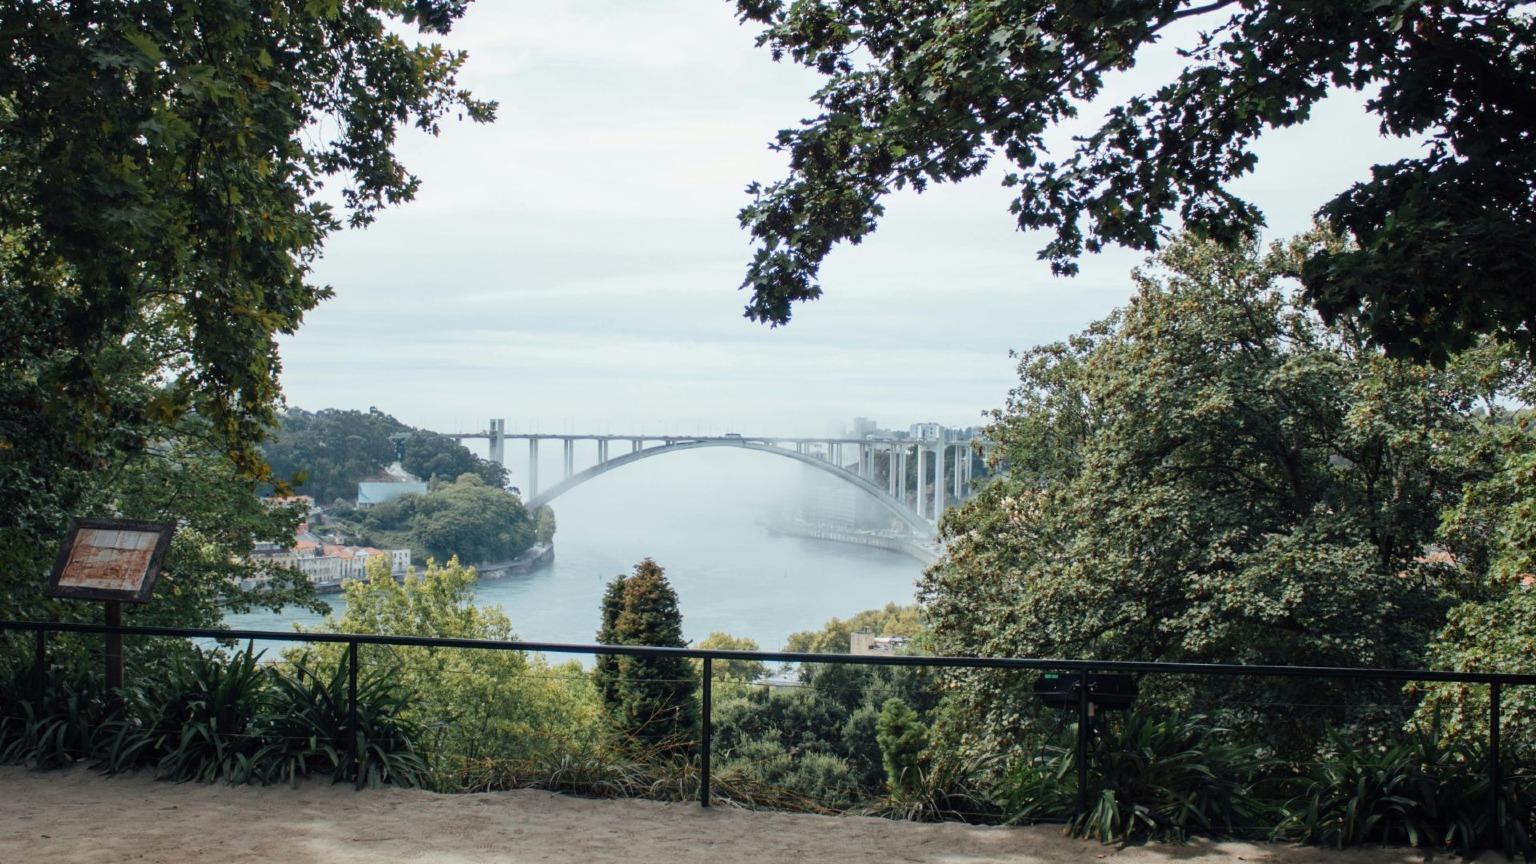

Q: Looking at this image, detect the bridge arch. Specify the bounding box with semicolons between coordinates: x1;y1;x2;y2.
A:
525;440;932;535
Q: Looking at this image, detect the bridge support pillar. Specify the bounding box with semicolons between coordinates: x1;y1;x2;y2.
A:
631;438;641;453
887;446;898;497
952;444;962;499
528;439;539;498
933;444;944;525
563;438;574;480
915;447;927;519
488;419;505;466
598;439;609;464
898;446;907;504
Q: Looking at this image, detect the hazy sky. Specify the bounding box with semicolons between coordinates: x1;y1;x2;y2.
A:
278;1;1420;440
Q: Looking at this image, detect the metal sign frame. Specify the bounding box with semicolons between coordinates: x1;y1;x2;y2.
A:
45;517;174;604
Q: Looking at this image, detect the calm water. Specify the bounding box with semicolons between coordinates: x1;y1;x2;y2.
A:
226;448;924;652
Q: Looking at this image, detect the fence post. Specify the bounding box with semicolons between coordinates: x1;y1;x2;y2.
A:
348;640;359;777
1490;680;1503;847
1076;669;1090;817
700;657;712;808
32;629;46;703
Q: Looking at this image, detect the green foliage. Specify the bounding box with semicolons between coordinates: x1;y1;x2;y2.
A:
0;657;106;770
98;645;273;783
922;233;1503;752
595;559;699;754
876;698;928;798
695;632;767;682
262;408;507;504
258;651;427;789
1414;589;1536;754
534;505;557;546
359;473;536;565
783;603;923;654
304;557;602;790
0;416;327;630
1275;728;1534;856
734;0;1536;363
0;1;493;582
1004;713;1271;843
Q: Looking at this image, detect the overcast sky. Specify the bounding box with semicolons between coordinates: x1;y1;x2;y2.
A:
277;1;1421;440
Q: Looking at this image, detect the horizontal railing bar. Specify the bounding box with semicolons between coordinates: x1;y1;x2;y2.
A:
3;619;1533;685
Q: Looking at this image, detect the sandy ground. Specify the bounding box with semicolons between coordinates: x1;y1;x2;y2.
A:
0;766;1446;864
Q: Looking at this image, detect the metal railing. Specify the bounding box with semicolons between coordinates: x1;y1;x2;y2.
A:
3;618;1534;826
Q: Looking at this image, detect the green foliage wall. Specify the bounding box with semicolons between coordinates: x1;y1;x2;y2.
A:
261;408;507;505
358;474;536;566
922;232;1519;750
0;1;490;629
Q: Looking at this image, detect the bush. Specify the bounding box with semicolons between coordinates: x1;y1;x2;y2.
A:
1003;712;1271;842
257;651;427;789
1276;727;1535;856
97;645;269;782
0;657;106;770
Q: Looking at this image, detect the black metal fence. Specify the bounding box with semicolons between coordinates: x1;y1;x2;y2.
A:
2;618;1533;832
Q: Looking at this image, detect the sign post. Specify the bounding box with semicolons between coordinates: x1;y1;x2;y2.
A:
45;518;174;694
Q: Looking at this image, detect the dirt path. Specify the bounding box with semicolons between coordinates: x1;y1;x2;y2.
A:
0;767;1440;864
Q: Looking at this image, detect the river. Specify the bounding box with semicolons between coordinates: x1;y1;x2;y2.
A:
225;448;926;651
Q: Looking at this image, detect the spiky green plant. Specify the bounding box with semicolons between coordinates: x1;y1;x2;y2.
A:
257;651;426;789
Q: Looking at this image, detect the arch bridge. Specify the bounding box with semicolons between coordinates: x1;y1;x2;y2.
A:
447;426;986;535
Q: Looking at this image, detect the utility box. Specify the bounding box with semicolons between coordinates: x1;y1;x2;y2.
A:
1034;671;1138;712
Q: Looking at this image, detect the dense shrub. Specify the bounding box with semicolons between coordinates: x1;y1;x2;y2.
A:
1276;727;1535;857
1003;712;1272;842
2;643;425;789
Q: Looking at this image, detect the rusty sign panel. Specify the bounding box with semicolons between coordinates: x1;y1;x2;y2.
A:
46;518;174;604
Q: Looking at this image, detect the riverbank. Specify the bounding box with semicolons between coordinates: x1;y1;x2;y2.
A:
760;518;940;565
477;541;555;580
0;767;1432;864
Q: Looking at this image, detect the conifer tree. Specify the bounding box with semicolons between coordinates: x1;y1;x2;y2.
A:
595;559;699;754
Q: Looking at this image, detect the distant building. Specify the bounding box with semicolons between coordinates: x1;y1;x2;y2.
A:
850;417;878;438
850;632;910;656
248;523;409;593
909;422;944;441
357;462;427;509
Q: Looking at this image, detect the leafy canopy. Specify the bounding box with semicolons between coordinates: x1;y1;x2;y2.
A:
0;2;490;626
358;473;537;566
921;231;1510;743
0;0;493;533
261;407;507;505
303;556;602;789
735;0;1536;362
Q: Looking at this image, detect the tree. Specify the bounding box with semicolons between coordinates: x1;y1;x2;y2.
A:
876;698;929;798
921;232;1502;748
783;603;923;654
410;474;534;565
1414;407;1536;749
734;0;1536;362
594;559;699;754
304;556;603;789
402;430;508;489
533;505;557;546
261;408;506;504
261;408;407;503
695;632;767;682
1;2;491;623
0;412;324;630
